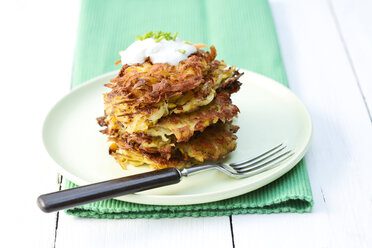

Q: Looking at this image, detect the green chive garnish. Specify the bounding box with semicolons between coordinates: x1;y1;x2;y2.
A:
136;31;180;42
178;49;186;54
155;36;164;42
173;31;178;40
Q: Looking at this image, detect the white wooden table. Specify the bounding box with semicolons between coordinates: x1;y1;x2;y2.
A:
1;0;371;247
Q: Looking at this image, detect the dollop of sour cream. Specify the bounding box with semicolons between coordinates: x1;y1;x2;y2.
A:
119;38;197;66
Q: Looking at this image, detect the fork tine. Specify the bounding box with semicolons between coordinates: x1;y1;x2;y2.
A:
234;150;293;173
238;152;295;177
231;145;287;169
229;143;284;167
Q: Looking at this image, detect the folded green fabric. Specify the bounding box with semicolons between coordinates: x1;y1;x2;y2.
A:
66;0;313;218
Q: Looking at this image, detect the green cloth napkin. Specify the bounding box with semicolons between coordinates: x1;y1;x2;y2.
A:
65;0;313;218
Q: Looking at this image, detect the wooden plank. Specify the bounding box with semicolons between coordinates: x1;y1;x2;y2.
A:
0;0;80;247
329;0;372;119
56;210;233;248
232;0;372;247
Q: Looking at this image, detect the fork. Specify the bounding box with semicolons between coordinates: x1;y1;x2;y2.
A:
37;143;293;213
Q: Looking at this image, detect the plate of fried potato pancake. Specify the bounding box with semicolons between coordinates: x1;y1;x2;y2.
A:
42;68;312;205
43;33;311;205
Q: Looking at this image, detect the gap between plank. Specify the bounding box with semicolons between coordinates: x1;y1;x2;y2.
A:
327;0;372;123
229;215;236;248
53;174;63;248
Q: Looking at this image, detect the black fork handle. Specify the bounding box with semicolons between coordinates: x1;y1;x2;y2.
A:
37;167;182;213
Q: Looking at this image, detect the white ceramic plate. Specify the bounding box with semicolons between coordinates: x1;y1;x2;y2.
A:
42;69;312;205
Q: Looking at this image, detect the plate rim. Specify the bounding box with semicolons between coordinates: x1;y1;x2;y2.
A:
42;69;312;205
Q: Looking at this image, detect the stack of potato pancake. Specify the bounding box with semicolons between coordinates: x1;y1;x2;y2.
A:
97;45;242;169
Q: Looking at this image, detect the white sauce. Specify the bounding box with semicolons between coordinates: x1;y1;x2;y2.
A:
119;38;197;66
